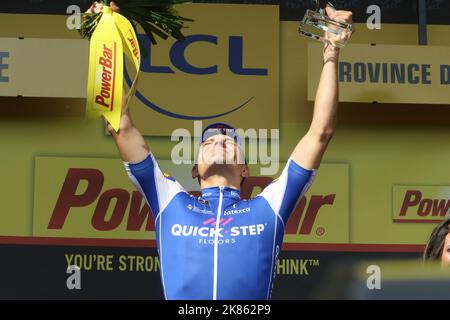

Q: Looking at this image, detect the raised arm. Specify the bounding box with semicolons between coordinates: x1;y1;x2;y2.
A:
292;7;353;170
106;89;150;163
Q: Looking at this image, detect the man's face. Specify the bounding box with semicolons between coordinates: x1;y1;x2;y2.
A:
198;134;243;167
441;233;450;267
193;134;248;185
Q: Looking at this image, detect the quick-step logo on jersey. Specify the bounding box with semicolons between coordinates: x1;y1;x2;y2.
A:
171;217;266;245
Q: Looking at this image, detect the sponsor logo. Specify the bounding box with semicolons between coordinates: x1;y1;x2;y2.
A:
187;204;214;215
393;186;450;223
171;217;265;243
230;191;240;198
47;168;155;231
284;194;336;235
171;223;265;237
124;34;268;120
223;207;251;216
94;42;116;111
125;30;139;59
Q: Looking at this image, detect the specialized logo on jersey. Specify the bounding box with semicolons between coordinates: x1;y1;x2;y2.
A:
187;204;214;215
171;217;266;246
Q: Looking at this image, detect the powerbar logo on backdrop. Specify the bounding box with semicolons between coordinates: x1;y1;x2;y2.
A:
93;41;116;111
47;168;155;232
393;186;450;223
41;168;336;239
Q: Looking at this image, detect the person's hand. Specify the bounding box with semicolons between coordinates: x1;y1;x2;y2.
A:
323;6;353;62
86;1;120;14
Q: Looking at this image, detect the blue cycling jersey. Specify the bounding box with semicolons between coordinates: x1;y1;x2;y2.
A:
125;153;316;300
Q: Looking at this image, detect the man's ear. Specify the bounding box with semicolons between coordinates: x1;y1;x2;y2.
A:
241;164;250;178
192;164;199;179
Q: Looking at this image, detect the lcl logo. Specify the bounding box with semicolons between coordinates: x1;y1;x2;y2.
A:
138;34;268;76
124;34;270;120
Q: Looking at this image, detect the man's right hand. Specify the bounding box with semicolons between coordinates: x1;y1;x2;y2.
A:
105;85;149;164
86;1;120;14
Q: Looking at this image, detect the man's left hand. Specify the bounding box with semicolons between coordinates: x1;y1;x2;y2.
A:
323;6;353;60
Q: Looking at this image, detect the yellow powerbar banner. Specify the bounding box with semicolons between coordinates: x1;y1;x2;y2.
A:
86;6;140;132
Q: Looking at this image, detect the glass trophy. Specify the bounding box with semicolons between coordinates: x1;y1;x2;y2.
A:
299;1;353;48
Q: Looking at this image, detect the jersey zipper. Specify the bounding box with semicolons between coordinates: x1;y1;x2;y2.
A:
212;186;224;300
